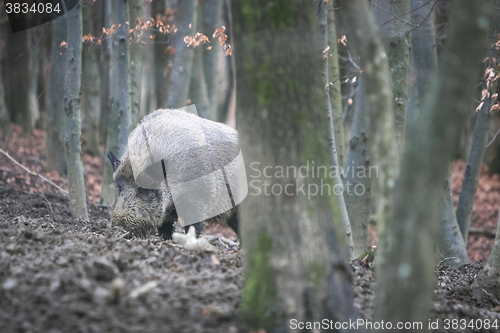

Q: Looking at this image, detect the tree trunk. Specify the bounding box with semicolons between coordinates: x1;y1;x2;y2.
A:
389;0;411;156
189;44;211;119
82;2;101;157
485;207;500;275
234;1;358;330
439;172;469;268
0;14;12;140
201;0;222;120
456;52;494;242
100;0;131;206
129;0;144;129
344;77;372;258
340;0;398;264
373;0;491;329
6;30;31;136
46;17;67;175
98;0;112;144
27;29;39;134
321;2;353;260
218;0;235;123
409;0;438;124
166;0;198;108
64;2;89;221
327;0;345;168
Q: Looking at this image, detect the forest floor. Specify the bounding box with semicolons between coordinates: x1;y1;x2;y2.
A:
1;125;500;332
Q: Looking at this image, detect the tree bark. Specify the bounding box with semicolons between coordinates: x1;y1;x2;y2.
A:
456;53;494;242
340;0;398;265
82;1;101;156
166;0;198;108
234;1;357;330
0;14;12;140
64;2;89;221
344;77;372;258
409;0;438;124
46;17;67;175
373;0;491;329
389;0;411;156
321;1;353;260
327;0;345;168
129;0;144;129
201;0;222;120
100;0;131;206
439;173;469;268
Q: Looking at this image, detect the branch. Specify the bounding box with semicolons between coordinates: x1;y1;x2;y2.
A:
0;148;69;195
379;0;435;29
370;2;417;27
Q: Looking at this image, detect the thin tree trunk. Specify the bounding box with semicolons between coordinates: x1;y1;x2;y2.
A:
129;0;144;129
410;0;438;124
344;77;372;258
46;17;67;175
321;2;353;260
373;0;491;329
389;0;411;156
189;44;211;119
456;52;494;242
328;0;345;168
439;172;469;268
98;0;112;144
485;207;500;275
100;0;131;206
201;0;222;120
340;0;398;262
7;30;31;136
28;29;39;133
0;15;12;140
115;0;131;155
166;0;198;108
64;2;89;221
82;2;101;156
219;0;235;123
234;1;358;330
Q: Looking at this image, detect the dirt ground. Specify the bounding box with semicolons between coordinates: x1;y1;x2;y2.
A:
2;125;500;332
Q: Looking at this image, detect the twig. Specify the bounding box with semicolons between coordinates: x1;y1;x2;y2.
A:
379;0;435;29
116;231;130;240
38;194;53;214
0;148;69;195
370;2;417;27
439;256;460;266
487;128;500;148
405;0;442;35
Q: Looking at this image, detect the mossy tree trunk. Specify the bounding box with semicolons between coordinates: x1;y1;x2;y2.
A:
167;0;198;109
234;1;358;330
46;17;67;175
373;0;491;329
64;3;89;221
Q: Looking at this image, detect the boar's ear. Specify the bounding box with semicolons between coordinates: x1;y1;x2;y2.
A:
108;151;120;171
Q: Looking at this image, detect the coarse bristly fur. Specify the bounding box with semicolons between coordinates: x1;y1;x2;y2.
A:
109;109;239;239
